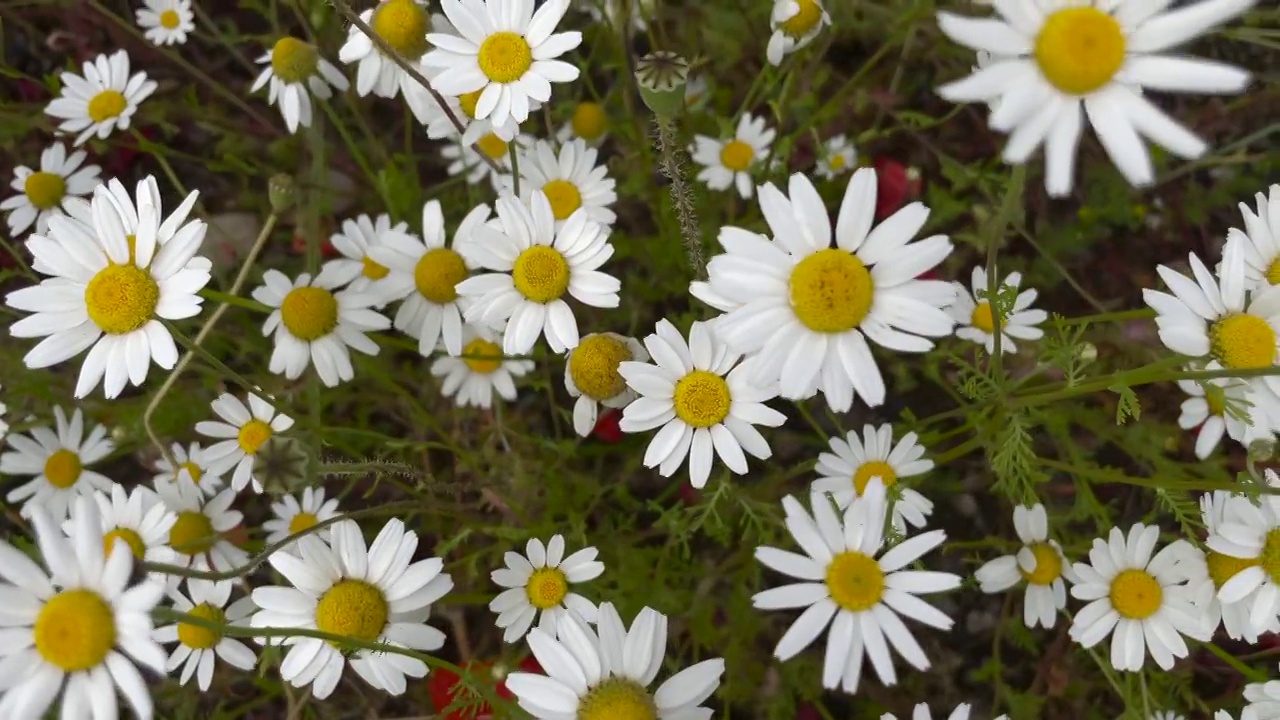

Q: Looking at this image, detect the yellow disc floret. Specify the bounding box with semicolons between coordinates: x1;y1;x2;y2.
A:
43;449;83;489
577;678;658;720
1206;550;1258;589
571;102;608;141
780;0;824;38
672;370;731;428
461;338;504;374
288;512;319;535
1209;314;1276;370
541;180;583;221
281;286;339;341
1019;542;1063;586
852;460;897;494
34;589;115;672
179;461;204;484
512;245;570;303
270;37;320;84
971;302;996;334
24;171;66;210
569;334;632;400
169;511;217;555
1034;7;1126;96
177;602;226;650
1109;568;1162;619
361;256;391;280
238;419;273;455
315;580;389;642
414;247;468;304
719;140;755;172
524;567;569;610
789;249;874;333
85;264;160;335
371;0;431;60
825;551;885;612
104;527;146;559
1265;257;1280;286
87;90;127;124
159;9;181;29
477;32;533;83
476;133;509;160
458;89;484;120
1263;529;1280;584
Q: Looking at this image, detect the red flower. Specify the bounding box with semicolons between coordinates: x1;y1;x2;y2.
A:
591;408;624;443
428;657;542;719
100;127;159;177
290;228;338;258
872;157;923;221
678;482;701;507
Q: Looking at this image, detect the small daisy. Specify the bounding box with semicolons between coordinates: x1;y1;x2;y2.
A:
505;602;724;720
430;323;535;409
441;131;526;188
263;486;342;547
555;100;609;145
753;482;961;693
815;134;856;180
44;50;156;146
6;176;211;399
974;504;1073;629
195;391;295;493
1;406;114;522
1244;681;1280;719
154;481;249;575
1224;184;1280;294
2;142;101;237
767;0;830;66
1205;487;1280;634
1185;490;1278;642
153;441;227;497
0;497;167;719
690;113;776;198
66;483;178;579
490;534;604;643
694;168;956;411
811;423;935;533
1148;713;1185;720
456;191;621;354
565;332;648;437
321;213;411;300
948;267;1047;355
135;0;195;46
882;704;1007;720
338;0;438;125
154;579;256;691
1176;376;1279;460
935;0;1255;196
1068;524;1207;671
250;518;453;699
509;138;617;227
617;319;786;489
250;37;349;134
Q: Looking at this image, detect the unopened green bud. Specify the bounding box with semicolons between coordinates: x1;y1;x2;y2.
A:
635;52;690;117
269;174;296;213
1248;438;1275;462
1077;341;1098;363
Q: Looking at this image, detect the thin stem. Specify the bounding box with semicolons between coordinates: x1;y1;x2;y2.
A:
509;141;521;197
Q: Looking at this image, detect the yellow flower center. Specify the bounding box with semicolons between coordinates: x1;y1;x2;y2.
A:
1265;257;1280;286
569;335;632;400
719;140;755;172
789;249;874;333
371;0;430;60
477;31;533;84
458;89;483;120
672;370;731;429
577;678;658;720
413;247;468;304
315;580;389;642
825;551;885;612
541;180;583;221
852;460;897;495
288;512;319;535
87;90;127;124
1206;550;1258;589
180;461;204;484
159;9;181;29
1263;529;1280;584
1209;314;1276;370
43;449;83;489
34;589;115;672
281;286;339;341
1019;542;1063;586
169;511;217;555
828;153;847;171
1109;568;1162;620
1034;7;1126;96
270;37;320;84
571;102;608;141
237;419;273;455
177;602;225;650
971;302;996;334
524;567;569;610
24;171;66;210
512;245;570;303
361;256;390;280
103;527;146;559
476;133;509;160
1206;390;1226;417
780;0;823;38
84;264;159;335
461;338;504;374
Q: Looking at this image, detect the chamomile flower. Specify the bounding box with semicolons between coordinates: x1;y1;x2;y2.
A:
1;406;114;522
457;191;621;354
1185;490;1278;642
154;579;256;691
948;267;1047;355
250;37;349;134
136;0;195;46
617;319;786;489
556;100;609;145
811;424;934;533
974;504;1072;629
1244;681;1280;719
695;169;956;411
1224;185;1280;294
250;518;453;699
565;332;648;437
510;138;617;227
421;63;529;143
490;535;604;643
6;177;211;399
321;213;410;300
1177;377;1278;460
1148;713;1185;720
153;441;226;497
154;481;249;575
44;50;156;146
935;0;1256;196
767;0;830;66
1205;488;1280;633
440;131;526;187
881;704;1007;720
2;142;101;237
66;483;178;577
505;602;724;720
263;486;342;547
1068;524;1207;671
196;391;295;493
753;482;962;693
0;497;167;719
815;134;856;180
430;323;535;408
338;0;438;124
690;114;776;198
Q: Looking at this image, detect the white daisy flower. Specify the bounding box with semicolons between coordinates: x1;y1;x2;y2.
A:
250;37;349;134
815;134;856;180
457;191;621;354
811;423;934;533
0;497;167;719
948;267;1047;354
565;332;648;437
195;391;295;493
555;100;609;145
1224;184;1280;294
1;406;114;522
6;176;211;399
490;534;604;643
135;0;195;46
421;60;529;143
766;0;830;66
250;518;453;699
440;131;528;187
1176;376;1278;460
64;484;178;581
695;168;956;411
935;0;1255;196
321;213;411;301
423;0;583;129
430;323;535;409
1205;487;1280;634
753;482;961;693
507;138;617;228
2;142;101;238
1185;489;1277;642
617;319;786;489
973;504;1073;629
153;441;227;498
1068;524;1207;671
44;50;156;146
368;199;490;357
1244;681;1280;719
882;704;1008;720
338;0;438;125
690;113;776;198
154;579;256;690
154;481;249;575
263;486;342;548
1148;713;1185;720
504;602;724;720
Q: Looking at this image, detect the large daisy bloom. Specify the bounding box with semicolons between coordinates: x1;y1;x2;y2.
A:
504;602;724;720
6;177;210;399
250;519;454;699
490;534;604;643
338;0;439;124
752;482;961;693
456;191;620;354
811;423;934;533
935;0;1255;196
0;496;167;719
154;579;256;691
196;391;295;493
1205;486;1280;633
2;142;101;237
154;481;249;575
690;113;776;199
64;483;178;582
153;441;227;497
767;0;830;66
617;319;787;489
321;213;411;301
509;138;617;228
1224;184;1280;295
948;267;1047;354
430;323;535;408
1068;524;1207;671
44;50;156;146
1;406;114;522
695;169;956;411
565;332;648;437
1176;376;1278;460
136;0;195;46
250;37;349;134
973;504;1073;629
263;486;342;548
815;134;856;180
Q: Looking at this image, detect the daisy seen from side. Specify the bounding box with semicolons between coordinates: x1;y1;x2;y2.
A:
811;423;934;533
154;579;256;691
1205;484;1280;634
815;134;856;180
338;0;438;124
973;503;1073;629
490;534;604;643
195;391;295;493
250;37;350;134
1176;376;1278;460
430;323;535;409
44;50;156;146
767;0;830;66
321;213;411;301
948;267;1047;354
153;441;226;498
690;113;776;199
263;486;342;548
2;142;101;237
1224;184;1280;294
136;0;195;46
154;481;249;575
1185;489;1279;642
509;138;617;227
1;406;114;522
565;332;648;437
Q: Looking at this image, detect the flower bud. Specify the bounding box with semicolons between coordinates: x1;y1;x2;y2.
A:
269;173;296;213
